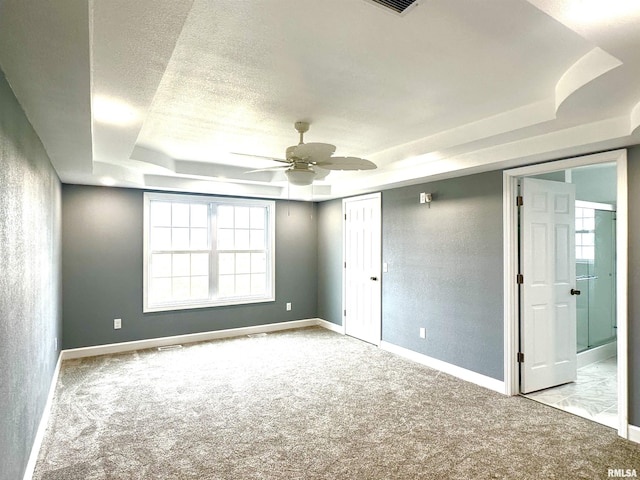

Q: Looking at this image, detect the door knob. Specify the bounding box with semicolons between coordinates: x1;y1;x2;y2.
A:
370;276;378;281
570;288;581;295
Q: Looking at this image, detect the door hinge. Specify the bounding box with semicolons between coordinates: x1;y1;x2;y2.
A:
343;309;346;316
516;195;523;207
344;214;347;220
344;261;346;268
517;352;524;363
516;274;524;284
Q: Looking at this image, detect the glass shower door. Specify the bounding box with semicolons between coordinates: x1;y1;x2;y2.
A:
575;206;616;352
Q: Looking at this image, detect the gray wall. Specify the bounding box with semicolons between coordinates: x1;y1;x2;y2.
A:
572;163;617;205
314;172;504;380
0;70;62;480
62;185;318;348
382;171;504;380
627;145;640;426
316;157;639;425
532;163;617;205
317;199;343;325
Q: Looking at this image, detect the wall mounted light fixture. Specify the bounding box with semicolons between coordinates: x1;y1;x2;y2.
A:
419;192;433;207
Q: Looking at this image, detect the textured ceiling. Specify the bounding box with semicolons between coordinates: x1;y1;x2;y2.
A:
1;0;640;200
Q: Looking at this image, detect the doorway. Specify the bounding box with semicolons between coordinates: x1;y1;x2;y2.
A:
503;149;629;439
342;193;382;345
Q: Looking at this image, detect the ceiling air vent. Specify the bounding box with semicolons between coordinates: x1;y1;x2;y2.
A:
367;0;419;15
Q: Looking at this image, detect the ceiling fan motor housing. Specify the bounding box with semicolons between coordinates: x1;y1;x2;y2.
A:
294;121;310;134
243;121;376;185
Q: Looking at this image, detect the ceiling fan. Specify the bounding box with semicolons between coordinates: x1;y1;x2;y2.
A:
244;121;377;186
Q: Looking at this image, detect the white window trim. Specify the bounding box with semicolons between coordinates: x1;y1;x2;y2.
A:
143;192;276;313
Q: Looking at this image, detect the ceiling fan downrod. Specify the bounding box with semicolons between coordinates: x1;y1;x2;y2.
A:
294;121;309;145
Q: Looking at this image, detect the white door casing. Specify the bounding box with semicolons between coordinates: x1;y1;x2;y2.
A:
520;177;577;394
343;193;381;345
503;149;628;439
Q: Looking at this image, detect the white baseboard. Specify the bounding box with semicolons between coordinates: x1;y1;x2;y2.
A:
577;341;617;369
23;320;635;480
62;318;327;360
23;352;63;480
380;340;505;394
316;318;345;334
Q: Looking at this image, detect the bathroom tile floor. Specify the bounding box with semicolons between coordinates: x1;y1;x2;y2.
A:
523;356;617;429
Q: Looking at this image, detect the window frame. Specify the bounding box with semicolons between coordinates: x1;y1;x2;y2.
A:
575;204;596;262
143;192;276;313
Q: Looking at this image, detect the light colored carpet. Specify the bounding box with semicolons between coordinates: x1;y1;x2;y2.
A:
34;327;640;479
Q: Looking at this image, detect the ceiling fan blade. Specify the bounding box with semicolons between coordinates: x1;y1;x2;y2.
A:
231;152;290;164
292;142;336;161
310;166;330;180
244;166;290;174
315;157;377;171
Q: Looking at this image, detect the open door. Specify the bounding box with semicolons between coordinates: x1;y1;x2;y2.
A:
520;177;577;393
343;193;381;345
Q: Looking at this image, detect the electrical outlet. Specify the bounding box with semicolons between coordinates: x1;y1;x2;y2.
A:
286;302;292;311
383;262;388;273
419;327;426;339
114;318;122;329
420;192;426;204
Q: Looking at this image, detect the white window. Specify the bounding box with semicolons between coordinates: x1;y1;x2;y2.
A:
143;193;275;312
575;205;595;261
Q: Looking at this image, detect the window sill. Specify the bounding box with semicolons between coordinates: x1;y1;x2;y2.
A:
143;296;276;313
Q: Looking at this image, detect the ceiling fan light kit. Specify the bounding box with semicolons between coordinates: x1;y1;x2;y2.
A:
244;121;377;186
284;167;317;186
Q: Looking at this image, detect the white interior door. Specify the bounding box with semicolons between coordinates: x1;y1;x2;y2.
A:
343;193;381;345
520;177;577;394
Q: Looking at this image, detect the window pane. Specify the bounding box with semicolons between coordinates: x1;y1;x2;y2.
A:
172;254;190;276
583;246;594;260
218;206;234;228
235;230;250;250
218;229;234;250
250;230;264;250
172;277;190;300
172;228;190;250
151;202;172;227
584;233;594;246
251;274;266;295
236;253;251;274
191;204;208;228
251;253;266;273
250;229;265;250
250;207;265;229
151;254;172;277
584;217;595;231
236;274;251;296
218;275;235;297
219;253;235;274
150;278;171;303
191;253;209;276
172;203;190;227
152;227;172;250
191;276;209;299
191;228;208;250
235;207;250;228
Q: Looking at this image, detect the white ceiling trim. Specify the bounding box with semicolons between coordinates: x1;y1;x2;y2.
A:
2;0;640;200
